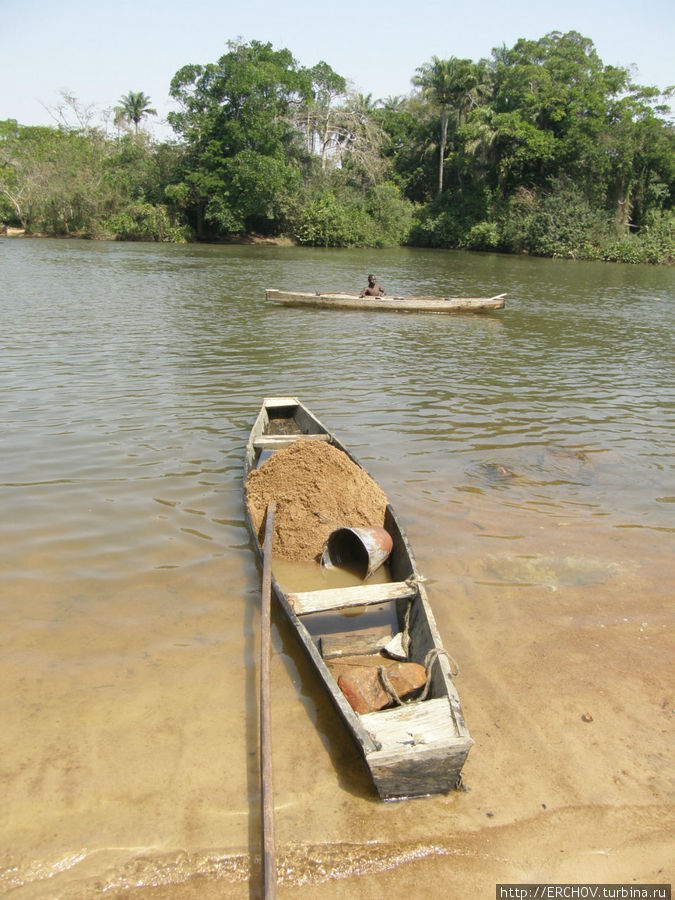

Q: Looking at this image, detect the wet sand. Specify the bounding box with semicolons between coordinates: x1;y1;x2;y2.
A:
1;493;672;899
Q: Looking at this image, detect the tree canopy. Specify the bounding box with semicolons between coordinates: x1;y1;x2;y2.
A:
1;32;673;263
166;40;308;235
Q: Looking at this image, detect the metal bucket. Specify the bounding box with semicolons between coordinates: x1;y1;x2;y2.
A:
321;526;393;579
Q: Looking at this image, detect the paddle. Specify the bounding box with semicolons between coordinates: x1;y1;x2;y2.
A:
260;502;277;899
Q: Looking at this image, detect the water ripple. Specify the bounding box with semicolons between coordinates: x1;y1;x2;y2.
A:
1;239;673;572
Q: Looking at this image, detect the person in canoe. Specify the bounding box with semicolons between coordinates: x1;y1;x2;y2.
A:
360;274;385;297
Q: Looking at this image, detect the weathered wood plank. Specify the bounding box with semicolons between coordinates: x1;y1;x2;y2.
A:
288;580;416;615
320;626;392;659
360;697;459;746
253;433;330;449
366;740;472;800
262;396;301;408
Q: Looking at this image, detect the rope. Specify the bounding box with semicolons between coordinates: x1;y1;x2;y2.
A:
377;647;460;707
400;598;412;657
418;648;460;701
377;665;405;706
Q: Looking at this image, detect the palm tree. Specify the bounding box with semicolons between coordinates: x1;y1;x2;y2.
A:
114;91;157;133
380;95;406;112
462;106;499;181
413;58;455;195
413;57;481;195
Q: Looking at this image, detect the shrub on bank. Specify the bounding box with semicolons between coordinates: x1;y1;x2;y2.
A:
460;221;501;251
498;181;611;259
404;179;674;266
292;192;368;247
624;210;675;265
292;183;414;248
107;203;191;242
408;185;492;249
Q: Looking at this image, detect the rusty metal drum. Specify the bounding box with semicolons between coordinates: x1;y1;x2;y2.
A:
321;526;393;579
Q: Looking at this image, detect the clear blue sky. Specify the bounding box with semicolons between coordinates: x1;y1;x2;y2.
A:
2;0;673;138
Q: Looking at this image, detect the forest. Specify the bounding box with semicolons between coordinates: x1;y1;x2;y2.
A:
1;31;673;263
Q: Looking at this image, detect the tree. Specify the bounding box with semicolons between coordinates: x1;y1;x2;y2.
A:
413;57;453;196
115;91;157;133
296;61;346;166
167;40;307;236
0;117;186;240
488;31;674;232
0;122;113;233
413;56;482;195
371;95;432;201
602;85;675;234
44;90;101;134
329;92;389;185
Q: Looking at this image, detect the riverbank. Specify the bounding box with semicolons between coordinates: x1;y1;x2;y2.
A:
0;226;295;246
2;226;671;265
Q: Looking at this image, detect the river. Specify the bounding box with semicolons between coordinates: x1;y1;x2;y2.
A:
1;239;673;898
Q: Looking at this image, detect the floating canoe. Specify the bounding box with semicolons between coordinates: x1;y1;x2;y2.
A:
244;396;472;800
266;288;505;313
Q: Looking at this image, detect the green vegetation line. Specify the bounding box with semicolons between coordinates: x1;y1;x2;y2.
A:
1;32;673;263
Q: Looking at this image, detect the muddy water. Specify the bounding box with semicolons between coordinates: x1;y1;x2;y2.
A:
0;239;673;898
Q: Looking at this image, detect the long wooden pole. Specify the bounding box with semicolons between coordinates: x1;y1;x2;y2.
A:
260;502;277;899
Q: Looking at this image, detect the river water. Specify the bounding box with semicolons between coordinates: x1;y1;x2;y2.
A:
1;239;673;898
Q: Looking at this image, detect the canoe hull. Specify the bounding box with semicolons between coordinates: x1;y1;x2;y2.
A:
265;289;505;313
244;396;472;800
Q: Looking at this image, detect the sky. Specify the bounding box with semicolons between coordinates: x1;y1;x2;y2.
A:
2;0;674;139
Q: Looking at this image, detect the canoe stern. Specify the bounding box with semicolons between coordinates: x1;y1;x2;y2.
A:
360;697;473;801
366;740;473;801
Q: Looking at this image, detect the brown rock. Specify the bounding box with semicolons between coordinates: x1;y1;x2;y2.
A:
337;662;427;714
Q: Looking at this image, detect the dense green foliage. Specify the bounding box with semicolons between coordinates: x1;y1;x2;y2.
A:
1;32;673;263
0;118;188;240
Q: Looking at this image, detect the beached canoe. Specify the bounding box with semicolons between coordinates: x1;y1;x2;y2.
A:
266;288;505;313
244;396;472;800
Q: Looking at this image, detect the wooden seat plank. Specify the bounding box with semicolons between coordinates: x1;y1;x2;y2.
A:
263;396;300;407
320;625;392;659
287;580;416;615
360;697;461;749
253;433;330;449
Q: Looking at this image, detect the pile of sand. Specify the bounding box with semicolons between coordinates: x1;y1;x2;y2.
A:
245;440;388;562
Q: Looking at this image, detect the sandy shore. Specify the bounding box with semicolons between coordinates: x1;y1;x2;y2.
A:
2;493;671;899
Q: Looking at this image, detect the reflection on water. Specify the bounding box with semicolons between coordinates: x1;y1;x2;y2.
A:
0;239;673;897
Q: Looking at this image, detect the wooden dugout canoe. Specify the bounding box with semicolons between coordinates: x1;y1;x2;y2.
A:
266;288;505;313
244;396;472;800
